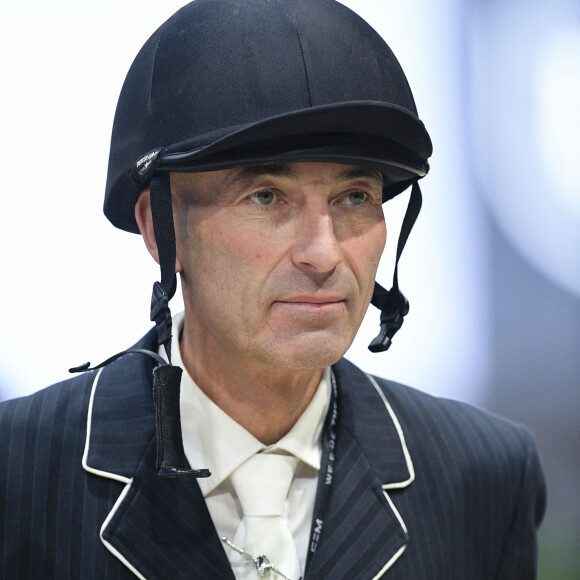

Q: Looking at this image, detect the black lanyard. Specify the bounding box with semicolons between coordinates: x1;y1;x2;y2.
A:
305;369;338;572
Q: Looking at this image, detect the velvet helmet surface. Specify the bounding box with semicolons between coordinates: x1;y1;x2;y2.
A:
103;0;432;234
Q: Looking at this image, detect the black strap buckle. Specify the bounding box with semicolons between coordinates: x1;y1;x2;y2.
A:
150;281;173;356
368;289;409;353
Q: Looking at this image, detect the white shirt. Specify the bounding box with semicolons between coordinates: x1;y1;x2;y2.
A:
166;312;331;577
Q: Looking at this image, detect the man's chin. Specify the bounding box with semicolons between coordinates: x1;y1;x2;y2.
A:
265;331;353;371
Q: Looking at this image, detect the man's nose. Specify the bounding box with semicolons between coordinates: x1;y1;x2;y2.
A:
291;205;343;273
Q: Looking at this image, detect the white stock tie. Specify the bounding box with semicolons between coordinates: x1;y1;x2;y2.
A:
226;453;302;580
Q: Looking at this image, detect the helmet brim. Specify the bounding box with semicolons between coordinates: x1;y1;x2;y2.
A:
107;101;432;233
160;101;431;167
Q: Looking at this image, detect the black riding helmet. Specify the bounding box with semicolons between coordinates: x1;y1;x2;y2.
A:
93;0;432;477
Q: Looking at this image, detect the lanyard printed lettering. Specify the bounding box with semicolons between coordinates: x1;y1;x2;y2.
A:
306;369;338;567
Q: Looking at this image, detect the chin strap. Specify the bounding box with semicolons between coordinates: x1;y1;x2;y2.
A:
149;172;177;361
146;173;211;478
369;180;422;352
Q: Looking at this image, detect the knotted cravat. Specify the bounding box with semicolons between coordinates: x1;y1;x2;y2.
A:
227;452;302;580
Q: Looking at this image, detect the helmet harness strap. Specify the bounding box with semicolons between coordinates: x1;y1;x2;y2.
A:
149;172;177;362
369;180;422;352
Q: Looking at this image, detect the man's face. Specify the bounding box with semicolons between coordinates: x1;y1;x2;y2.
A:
171;161;386;372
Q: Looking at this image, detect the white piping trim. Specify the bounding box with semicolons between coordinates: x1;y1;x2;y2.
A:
81;367;131;484
382;490;408;535
99;480;146;580
81;369;146;578
371;544;407;580
365;373;415;490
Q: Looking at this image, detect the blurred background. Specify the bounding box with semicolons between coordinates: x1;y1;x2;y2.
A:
0;0;578;576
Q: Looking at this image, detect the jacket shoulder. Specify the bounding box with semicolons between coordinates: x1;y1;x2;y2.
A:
0;326;159;474
335;357;533;445
371;372;536;451
0;372;96;446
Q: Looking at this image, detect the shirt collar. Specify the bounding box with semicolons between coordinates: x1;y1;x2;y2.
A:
167;312;331;496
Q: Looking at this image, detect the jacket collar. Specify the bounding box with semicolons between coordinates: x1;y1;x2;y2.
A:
83;333;414;579
332;357;414;488
83;327;159;481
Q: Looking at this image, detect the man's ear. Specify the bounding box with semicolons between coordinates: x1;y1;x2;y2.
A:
134;188;183;272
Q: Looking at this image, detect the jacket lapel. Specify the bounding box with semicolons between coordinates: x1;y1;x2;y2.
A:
82;329;234;580
100;437;235;579
306;358;414;579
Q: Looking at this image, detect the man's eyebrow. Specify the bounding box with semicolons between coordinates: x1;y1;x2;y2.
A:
223;164;299;191
335;167;383;189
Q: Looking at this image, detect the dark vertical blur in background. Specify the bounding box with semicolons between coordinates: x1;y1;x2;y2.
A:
465;1;580;576
489;217;580;577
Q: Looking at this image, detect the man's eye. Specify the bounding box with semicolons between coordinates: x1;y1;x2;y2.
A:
343;191;368;206
249;190;277;205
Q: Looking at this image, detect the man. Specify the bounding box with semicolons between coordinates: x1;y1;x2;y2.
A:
0;1;545;579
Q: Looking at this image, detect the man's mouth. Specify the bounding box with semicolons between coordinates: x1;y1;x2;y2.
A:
275;295;346;311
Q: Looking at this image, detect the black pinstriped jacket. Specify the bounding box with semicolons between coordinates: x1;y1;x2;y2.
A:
0;328;546;579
